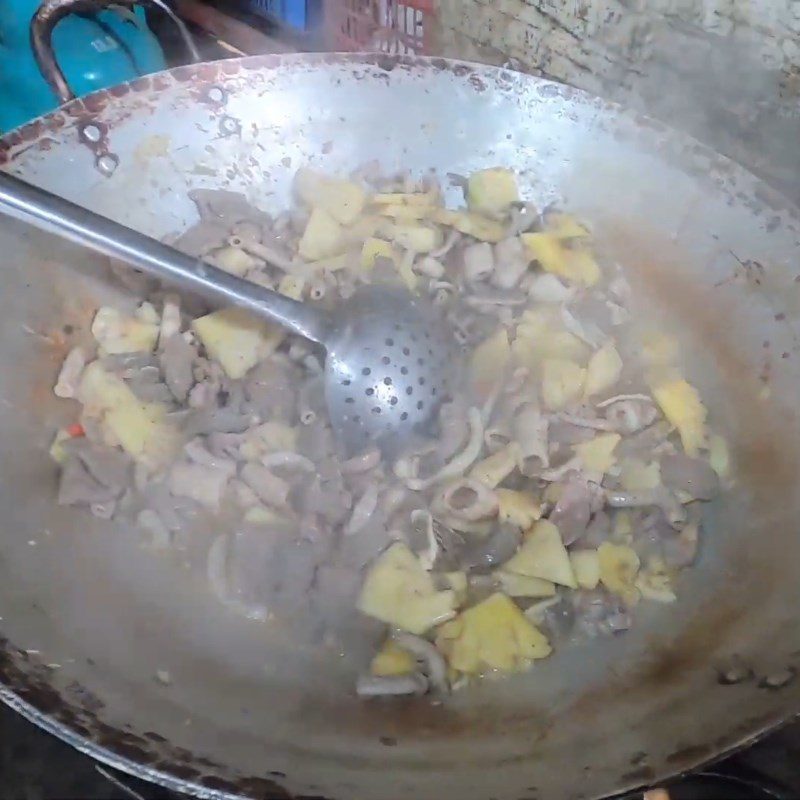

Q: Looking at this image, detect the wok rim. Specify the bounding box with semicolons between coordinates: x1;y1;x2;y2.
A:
1;51;799;800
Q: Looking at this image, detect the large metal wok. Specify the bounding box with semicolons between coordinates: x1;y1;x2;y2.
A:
1;8;800;800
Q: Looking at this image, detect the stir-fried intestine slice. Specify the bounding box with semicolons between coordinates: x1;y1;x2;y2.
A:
435;478;499;523
169;459;233;511
437;400;470;461
261;451;316;472
241;463;291;509
393;632;449;694
659;453;720;500
406;408;484;491
341;447;382;475
356;673;429;697
549;475;604;546
601;396;659;434
604;488;687;529
513;403;550;473
160;334;196;403
54;347;87;399
346;482;380;536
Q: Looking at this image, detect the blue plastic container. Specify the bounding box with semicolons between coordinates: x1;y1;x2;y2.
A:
0;1;166;133
238;0;321;31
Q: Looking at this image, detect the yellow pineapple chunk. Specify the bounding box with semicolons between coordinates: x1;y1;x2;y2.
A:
192;308;284;380
573;433;621;474
370;640;416;676
497;489;542;528
541;358;586;410
357;543;457;635
293;168;366;225
467;168;519;216
78;362;179;470
521;232;601;287
598;542;641;605
470;327;511;403
436;592;551;674
570;549;601;590
651;378;707;457
298;207;345;260
503;520;576;588
584;341;623;398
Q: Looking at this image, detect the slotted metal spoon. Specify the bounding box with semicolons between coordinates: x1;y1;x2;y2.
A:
0;171;460;454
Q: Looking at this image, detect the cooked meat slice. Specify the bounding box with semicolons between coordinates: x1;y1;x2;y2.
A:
160;334;196;403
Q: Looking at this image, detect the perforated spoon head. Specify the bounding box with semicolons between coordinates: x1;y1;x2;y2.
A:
323;284;461;456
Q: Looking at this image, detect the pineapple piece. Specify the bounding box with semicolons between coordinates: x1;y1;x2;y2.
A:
470;327;511;404
298;207;346;260
598;542;640;605
503;520;577;588
521;232;562;273
387;223;442;254
538;332;590;364
394;250;419;293
211;245;258;277
277;274;306;300
651;378;708;457
105;402;179;470
636;557;678;603
377;204;431;221
343;214;383;243
584;341;623;398
544;212;590;239
570;549;600;590
512;308;589;366
360;237;397;270
371;192;438;207
541;358;586;410
304;253;351;274
49;428;72;464
563;248;602;287
136;302;159;325
91;306;159;355
521;232;601;287
370;640;416;677
497;489;542;528
192;308;284;380
433;208;506;243
357;542;457;635
443;571;469;604
78;362;179;470
469;444;518;488
494;570;556;598
612;510;634;543
78;360;132;413
573;433;621;474
619;458;661;492
708;433;731;478
467;168;519;216
543;482;563;507
293;168;366;225
436;592;551;674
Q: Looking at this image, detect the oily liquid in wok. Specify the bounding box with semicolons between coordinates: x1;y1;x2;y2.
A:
49;166;728;697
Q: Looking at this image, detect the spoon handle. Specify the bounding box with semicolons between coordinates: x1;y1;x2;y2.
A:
0;170;330;345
